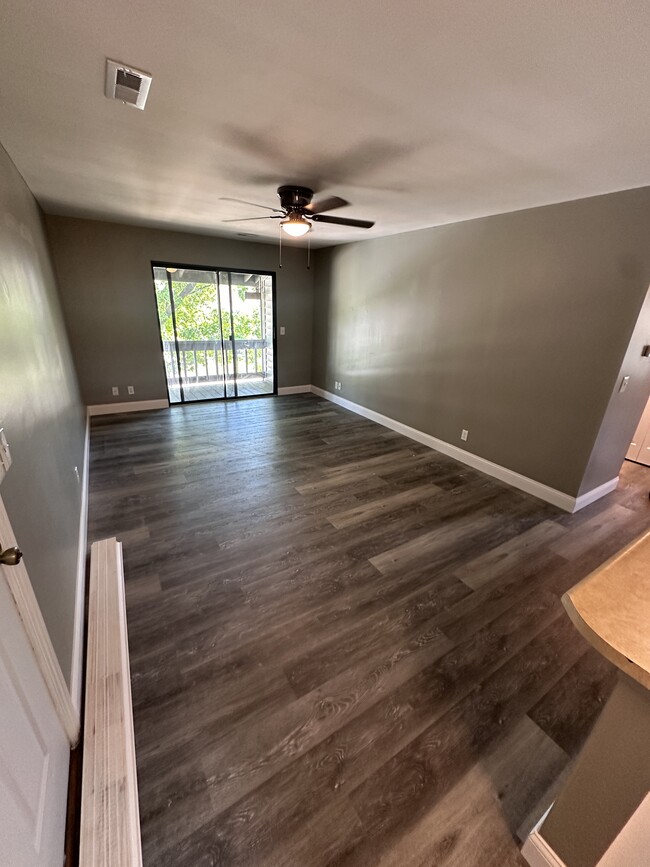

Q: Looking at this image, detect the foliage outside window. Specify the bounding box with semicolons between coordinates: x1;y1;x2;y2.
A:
155;280;262;341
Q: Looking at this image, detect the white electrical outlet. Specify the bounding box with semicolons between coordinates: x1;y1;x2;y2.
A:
128;386;135;395
112;386;119;396
461;429;469;442
280;326;286;335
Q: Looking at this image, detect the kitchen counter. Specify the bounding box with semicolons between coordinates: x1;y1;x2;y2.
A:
562;529;650;689
523;527;650;867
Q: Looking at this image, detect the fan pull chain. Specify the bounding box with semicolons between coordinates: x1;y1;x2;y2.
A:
307;232;311;270
278;224;282;269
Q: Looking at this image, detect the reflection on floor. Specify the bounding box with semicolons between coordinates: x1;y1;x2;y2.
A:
168;377;273;402
87;396;650;866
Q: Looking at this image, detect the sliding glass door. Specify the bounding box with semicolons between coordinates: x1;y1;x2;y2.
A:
153;265;275;404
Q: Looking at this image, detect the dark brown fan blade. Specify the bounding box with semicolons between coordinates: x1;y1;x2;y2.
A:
305;196;349;215
311;214;375;228
222;215;281;223
220;197;284;213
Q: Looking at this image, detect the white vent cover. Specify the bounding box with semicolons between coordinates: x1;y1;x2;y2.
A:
105;59;152;110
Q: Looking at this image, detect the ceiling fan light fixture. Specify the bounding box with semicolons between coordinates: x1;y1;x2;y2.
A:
280;213;311;237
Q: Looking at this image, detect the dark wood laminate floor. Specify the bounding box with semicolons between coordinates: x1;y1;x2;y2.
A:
87;395;650;867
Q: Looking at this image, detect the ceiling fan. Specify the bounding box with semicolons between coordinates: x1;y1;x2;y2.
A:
221;185;375;237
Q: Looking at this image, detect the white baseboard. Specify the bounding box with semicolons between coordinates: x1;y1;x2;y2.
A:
87;398;169;416
278;385;312;395
521;805;566;867
310;386;617;514
521;829;567;867
70;415;90;713
573;477;620;510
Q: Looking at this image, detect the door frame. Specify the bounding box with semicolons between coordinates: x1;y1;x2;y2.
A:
151;261;278;405
0;493;79;745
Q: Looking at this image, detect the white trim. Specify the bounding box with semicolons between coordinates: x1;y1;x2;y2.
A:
521;830;567;867
278;385;312;395
70;415;90;713
310;387;617;513
87;399;169;416
573;477;620;510
0;493;80;745
80;538;142;866
521;806;567;867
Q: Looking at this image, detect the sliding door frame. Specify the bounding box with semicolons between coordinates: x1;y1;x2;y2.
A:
151;260;278;405
165;267;187;403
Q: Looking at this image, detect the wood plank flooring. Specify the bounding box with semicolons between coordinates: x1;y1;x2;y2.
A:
86;395;650;866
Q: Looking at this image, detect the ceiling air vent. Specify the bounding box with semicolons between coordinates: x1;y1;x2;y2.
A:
105;59;152;110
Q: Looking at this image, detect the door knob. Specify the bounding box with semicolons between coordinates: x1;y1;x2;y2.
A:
0;546;23;566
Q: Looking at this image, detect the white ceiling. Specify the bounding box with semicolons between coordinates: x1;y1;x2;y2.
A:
1;0;649;247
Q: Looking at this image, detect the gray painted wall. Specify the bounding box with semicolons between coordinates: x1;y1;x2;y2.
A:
312;187;650;497
541;675;649;866
0;145;85;682
45;216;314;405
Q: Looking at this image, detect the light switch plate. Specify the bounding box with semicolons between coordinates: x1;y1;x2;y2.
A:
0;427;11;478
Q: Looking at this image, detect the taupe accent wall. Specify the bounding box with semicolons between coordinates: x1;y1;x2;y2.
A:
45;216;314;405
312;188;650;497
541;676;649;866
0;144;85;682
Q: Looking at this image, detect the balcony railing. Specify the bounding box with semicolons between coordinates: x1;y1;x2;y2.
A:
162;339;271;384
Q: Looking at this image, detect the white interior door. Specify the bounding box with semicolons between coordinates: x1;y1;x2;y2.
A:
0;500;70;867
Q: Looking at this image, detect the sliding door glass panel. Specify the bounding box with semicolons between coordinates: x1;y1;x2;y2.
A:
153;265;274;403
229;272;274;396
154;266;227;402
174;268;227;402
